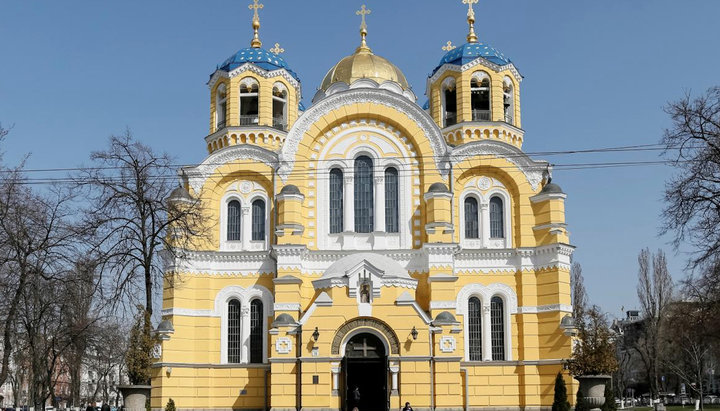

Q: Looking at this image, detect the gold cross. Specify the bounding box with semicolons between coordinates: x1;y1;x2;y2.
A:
249;0;264;21
270;43;284;54
442;41;456;51
356;4;371;31
462;0;479;18
462;0;479;43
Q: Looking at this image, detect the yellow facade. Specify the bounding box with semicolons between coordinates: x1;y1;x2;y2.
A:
153;4;576;411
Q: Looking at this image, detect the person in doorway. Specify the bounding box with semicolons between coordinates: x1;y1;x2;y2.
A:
402;402;414;411
351;385;361;409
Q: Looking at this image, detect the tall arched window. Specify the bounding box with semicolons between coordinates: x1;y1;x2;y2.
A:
216;83;227;130
251;199;265;241
503;77;514;125
468;297;483;361
227;299;242;363
249;299;264;364
470;72;491;121
442;78;457;127
239;78;259;125
490;296;505;361
385;167;399;233
464;197;479;239
354;156;374;233
227;200;242;241
329;168;344;233
489;196;504;239
272;83;288;131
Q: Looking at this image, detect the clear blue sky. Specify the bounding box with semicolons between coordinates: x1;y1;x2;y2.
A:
1;1;719;316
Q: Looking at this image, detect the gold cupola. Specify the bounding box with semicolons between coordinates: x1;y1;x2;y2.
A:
319;5;410;92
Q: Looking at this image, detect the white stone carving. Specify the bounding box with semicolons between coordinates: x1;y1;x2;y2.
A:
517;304;573;314
152;343;162;359
208;62;302;103
450;140;548;191
478;176;492;190
279;89;450;182
430;301;457;310
429;57;522;86
440;336;456;353
275;337;293;354
274;303;301;311
240;181;253;194
184;145;279;194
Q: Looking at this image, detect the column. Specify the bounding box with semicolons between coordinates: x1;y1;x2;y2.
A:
331;363;341;396
241;305;251;363
374;174;385;232
241;206;251;250
344;174;354;232
389;364;399;396
482;304;492;361
480;202;489;248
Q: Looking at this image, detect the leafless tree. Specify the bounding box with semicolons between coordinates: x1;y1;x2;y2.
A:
661;87;720;269
77;132;207;321
634;248;673;398
572;261;588;324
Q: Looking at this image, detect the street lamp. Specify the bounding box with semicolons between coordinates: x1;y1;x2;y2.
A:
312;327;320;342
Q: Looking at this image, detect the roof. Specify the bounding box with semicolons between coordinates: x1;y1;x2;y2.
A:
540;182;564;194
428;182;450;193
280;184;301;195
321;253;412;280
216;47;300;82
433;42;511;75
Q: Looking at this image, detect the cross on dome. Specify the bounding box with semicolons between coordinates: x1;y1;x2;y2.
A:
442;41;456;51
462;0;479;43
356;5;372;52
249;0;264;48
270;43;284;54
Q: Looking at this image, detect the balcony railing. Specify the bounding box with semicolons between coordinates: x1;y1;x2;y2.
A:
272;117;287;131
504;113;514;124
472;109;491;121
445;112;457;127
239;115;260;126
216;120;226;131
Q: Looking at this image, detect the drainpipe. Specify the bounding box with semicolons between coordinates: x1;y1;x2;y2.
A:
461;367;468;411
296;326;302;411
429;327;435;411
449;161;454;231
264;368;269;411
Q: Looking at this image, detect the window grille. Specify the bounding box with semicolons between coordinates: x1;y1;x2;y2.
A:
490;197;504;238
354;156;374;233
329;169;344;233
227;200;242;241
385;168;399;233
464;197;479;239
228;299;242;363
249;299;263;364
251;199;265;241
468;297;482;361
491;296;505;360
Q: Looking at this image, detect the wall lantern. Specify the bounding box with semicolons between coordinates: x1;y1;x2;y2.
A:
411;326;418;340
312;327;320;342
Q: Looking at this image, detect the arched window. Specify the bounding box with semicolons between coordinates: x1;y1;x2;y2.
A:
272;83;288;131
239;78;259;125
442;78;457;127
251;199;265;241
464;197;479;239
490;296;505;361
249;299;264;364
385;167;399;233
329;168;344;233
227;200;242;241
503;77;514;125
489;196;504;239
227;299;242;363
470;72;491;121
216;83;227;130
354;156;374;233
468;297;483;361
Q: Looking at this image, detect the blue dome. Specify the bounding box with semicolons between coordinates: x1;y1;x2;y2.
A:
433;42;511;75
216;47;300;82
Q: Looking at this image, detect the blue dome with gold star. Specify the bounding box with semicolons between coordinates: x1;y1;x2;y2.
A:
433;42;511;75
216;47;300;82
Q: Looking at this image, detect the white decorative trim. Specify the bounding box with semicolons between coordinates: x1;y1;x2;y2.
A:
440;336;457;353
275;337;293;354
430;301;457;310
450;140;548;191
517;304;573;314
454;243;575;274
274;303;301;311
428;57;522;86
214;285;274;364
167;250;276;276
161;308;216;317
455;283;518;315
183;145;279;194
313;78;417;103
395;292;432;324
279;88;450;182
208;62;302;103
530;192;567;203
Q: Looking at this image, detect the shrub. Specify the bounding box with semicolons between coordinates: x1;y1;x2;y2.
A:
126;308;155;385
575;388;590;411
601;382;616;411
552;372;571;411
567;306;619;376
165;398;176;411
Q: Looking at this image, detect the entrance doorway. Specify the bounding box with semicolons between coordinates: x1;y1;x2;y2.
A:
343;332;388;411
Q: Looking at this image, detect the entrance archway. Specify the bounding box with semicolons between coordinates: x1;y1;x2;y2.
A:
343;332;388;411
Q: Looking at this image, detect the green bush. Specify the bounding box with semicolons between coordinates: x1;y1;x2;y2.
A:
575;388;590;411
126;308;155;385
165;398;176;411
601;382;616;411
552;372;571;411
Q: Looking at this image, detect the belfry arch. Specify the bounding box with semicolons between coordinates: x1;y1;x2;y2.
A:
331;317;401;355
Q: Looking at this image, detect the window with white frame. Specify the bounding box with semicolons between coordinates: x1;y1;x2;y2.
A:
441;77;457;127
460;190;511;248
384;167;399;233
468;296;483;361
227;299;242;363
239;78;259;126
220;188;269;251
464;196;480;239
461;293;510;361
354;156;374;233
216;83;227;130
490;296;505;360
249;299;264;364
503;77;515;125
227;200;242;241
329;168;344;233
489;196;504;239
470;71;491;121
251;199;266;241
272;82;288;131
217;285;273;365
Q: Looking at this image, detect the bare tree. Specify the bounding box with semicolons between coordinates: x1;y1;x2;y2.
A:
572;261;588;324
661;87;720;269
634;248;673;399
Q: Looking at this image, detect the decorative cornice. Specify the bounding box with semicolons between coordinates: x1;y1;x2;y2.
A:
517;304;572;314
183;145;279;194
530;191;567;203
450;140;548;191
208;62;301;102
279;88;450;182
167;250;276;276
428;57;523;86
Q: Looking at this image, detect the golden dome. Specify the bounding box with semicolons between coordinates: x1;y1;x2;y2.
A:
320;47;409;91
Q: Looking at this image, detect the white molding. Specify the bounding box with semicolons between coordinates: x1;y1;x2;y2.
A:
530;192;567;203
279;88;450;182
161;308;216;317
274;303;301;311
430;301;457;310
167;250;276;276
517;304;572;314
275;337;293;354
395;292;432;324
450;140;548;191
208;62;302;103
183;145;278;194
440;336;457;353
428;57;523;87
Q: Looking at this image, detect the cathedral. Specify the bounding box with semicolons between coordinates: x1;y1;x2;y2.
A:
152;2;576;410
